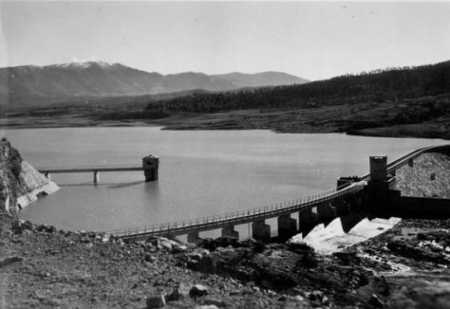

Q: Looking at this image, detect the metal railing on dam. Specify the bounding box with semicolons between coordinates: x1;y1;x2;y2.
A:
110;182;366;239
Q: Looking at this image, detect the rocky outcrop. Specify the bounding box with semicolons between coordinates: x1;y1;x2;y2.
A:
16;161;59;209
0;138;23;215
0;138;59;215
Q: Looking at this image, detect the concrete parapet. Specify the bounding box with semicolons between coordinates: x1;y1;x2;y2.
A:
340;212;365;233
317;203;337;227
277;214;297;241
252;220;271;242
221;224;239;239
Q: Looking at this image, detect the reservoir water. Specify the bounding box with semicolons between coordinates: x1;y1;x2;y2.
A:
2;127;447;241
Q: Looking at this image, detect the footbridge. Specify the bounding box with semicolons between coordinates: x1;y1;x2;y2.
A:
111;144;450;242
39;155;159;184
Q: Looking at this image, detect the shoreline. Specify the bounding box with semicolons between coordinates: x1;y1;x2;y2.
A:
1;117;449;142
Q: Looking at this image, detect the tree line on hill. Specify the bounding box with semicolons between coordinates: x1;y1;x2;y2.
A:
140;60;450;117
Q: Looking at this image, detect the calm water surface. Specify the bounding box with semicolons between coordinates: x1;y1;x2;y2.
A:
2;127;446;235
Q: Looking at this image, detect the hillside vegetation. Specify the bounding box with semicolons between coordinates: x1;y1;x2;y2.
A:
107;60;450;139
142;60;450;113
3;60;450;139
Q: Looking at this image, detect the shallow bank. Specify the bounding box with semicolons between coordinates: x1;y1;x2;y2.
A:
1;108;450;140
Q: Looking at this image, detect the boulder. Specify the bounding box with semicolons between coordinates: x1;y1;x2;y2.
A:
166;282;190;301
21;220;33;231
0;256;23;268
144;254;156;263
171;242;188;253
308;290;324;301
187;253;218;273
201;297;228;307
146;294;166;308
156;237;187;253
369;294;384;307
190;284;209;298
11;220;34;234
333;250;361;265
36;224;55;234
387;239;448;264
101;233;111;243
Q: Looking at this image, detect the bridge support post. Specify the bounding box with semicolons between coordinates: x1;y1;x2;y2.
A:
221;224;239;240
340;212;365;233
93;171;99;185
187;231;201;244
252;220;271;242
44;172;51;180
298;207;318;237
317;203;337;227
143;155;159;182
335;197;351;217
277;214;297;241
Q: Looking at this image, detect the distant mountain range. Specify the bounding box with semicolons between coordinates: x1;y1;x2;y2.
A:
0;61;307;106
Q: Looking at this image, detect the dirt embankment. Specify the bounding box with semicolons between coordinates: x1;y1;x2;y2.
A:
2;213;450;309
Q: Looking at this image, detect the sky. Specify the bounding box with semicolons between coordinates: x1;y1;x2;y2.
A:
1;1;449;80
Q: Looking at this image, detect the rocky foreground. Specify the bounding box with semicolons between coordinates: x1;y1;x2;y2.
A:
1;214;450;309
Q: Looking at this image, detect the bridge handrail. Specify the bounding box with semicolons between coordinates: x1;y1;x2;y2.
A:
106;182;365;237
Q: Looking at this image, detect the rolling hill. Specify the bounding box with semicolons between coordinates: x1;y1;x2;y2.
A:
0;61;307;107
4;60;449;139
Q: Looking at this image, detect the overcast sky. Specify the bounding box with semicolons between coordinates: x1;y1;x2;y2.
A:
1;1;449;80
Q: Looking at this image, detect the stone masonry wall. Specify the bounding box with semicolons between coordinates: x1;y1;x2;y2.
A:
394;152;450;199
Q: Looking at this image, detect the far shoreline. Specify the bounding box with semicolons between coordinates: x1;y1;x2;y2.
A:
1;115;450;141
